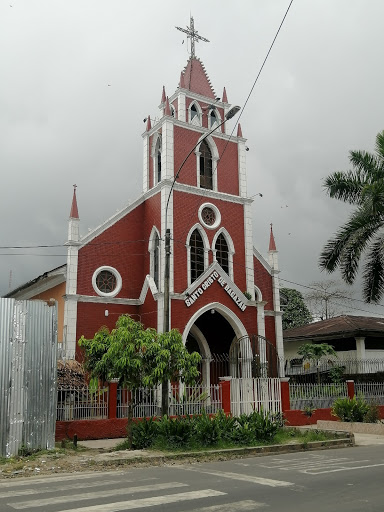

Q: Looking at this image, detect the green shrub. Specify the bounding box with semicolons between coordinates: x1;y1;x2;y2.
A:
364;403;380;424
156;415;194;448
332;396;370;422
131;417;158;449
193;410;221;446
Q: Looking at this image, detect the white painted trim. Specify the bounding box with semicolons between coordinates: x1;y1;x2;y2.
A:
198;202;221;230
65;294;141;305
254;285;263;302
182;301;248;346
253;247;272;274
139;274;160;303
151;132;162;185
208;107;222;129
148;226;161;291
172;180;252;204
92;266;122;298
188;101;202;126
212;227;235;281
186;223;209;287
142;134;149;193
244;203;255;298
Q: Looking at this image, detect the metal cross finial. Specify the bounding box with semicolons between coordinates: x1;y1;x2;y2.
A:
73;184;77;190
175;16;209;58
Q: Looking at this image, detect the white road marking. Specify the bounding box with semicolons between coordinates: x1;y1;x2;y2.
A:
306;462;384;475
188;500;267;511
9;482;187;509
0;478;158;499
0;472;130;488
56;490;226;512
181;467;293;487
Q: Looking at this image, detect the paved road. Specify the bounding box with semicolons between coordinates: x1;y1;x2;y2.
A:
1;445;383;511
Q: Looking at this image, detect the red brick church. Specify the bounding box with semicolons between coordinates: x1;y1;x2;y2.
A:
11;18;285;384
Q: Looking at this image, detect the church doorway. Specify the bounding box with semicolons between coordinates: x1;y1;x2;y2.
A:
183;303;248;386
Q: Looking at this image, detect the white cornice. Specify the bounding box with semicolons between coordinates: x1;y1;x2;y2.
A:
253;247;272;274
65;294;141;305
171;181;253;205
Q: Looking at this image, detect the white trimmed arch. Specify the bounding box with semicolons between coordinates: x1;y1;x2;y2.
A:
186;223;209;286
195;134;219;191
212;227;235;280
188;101;202;126
151;132;162;185
148;226;161;291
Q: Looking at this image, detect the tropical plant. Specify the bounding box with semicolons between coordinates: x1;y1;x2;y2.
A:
78;315;201;447
297;343;337;384
319;130;384;303
332;396;370;422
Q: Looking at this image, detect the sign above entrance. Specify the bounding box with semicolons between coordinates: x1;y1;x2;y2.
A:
185;270;247;311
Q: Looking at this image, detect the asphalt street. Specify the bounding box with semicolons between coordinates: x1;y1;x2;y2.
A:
0;445;383;511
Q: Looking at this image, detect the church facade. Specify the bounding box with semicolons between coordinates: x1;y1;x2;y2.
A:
63;23;284;383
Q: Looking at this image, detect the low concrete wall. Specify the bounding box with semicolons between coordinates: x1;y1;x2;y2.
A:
317;420;384;435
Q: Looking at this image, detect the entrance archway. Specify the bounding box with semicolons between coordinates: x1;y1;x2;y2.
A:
183;302;248;386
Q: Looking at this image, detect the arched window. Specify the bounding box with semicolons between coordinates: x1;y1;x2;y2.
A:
209;109;219;128
153;231;160;288
199;140;213;190
190;104;198;121
190;229;205;283
155;137;161;183
170;105;175;118
215;233;229;274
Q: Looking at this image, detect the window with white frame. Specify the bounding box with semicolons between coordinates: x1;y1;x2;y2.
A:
209;109;219;129
199;140;213;190
189;102;201;126
190;229;205;283
215;233;229;274
92;266;122;298
149;228;160;290
155;137;162;184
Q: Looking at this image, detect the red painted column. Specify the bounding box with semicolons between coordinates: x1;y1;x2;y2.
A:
280;378;290;412
108;381;118;419
219;377;231;415
346;380;355;400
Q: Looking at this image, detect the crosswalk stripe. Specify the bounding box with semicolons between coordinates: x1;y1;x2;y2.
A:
0;472;127;489
54;489;226;512
181;467;293;487
0;478;157;499
187;500;266;511
9;482;187;509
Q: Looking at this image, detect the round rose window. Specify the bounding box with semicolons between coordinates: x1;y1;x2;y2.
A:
96;270;117;294
92;266;122;297
201;206;216;226
198;203;221;230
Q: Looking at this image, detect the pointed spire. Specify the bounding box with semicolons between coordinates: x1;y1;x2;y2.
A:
146;115;152;131
161;86;166;104
70;185;79;219
222;86;228;103
237;123;243;138
164;96;171;116
179;72;185;89
269;224;277;251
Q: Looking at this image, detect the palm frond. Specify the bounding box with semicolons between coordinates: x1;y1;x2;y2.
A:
375;130;384;162
323;170;365;204
349;150;381;178
319;206;383;278
362;232;384;303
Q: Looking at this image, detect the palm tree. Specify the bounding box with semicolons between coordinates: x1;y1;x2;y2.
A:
319;130;384;303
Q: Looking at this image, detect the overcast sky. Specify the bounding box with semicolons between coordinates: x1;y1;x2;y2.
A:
1;0;384;318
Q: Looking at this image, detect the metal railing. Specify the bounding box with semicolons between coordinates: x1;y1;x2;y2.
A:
230;378;282;417
56;386;109;420
117;385;222;418
289;382;348;410
355;382;384;405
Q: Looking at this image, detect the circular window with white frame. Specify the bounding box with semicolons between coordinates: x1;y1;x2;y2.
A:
198;203;221;230
92;266;122;298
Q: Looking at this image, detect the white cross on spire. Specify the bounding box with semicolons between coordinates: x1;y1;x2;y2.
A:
176;16;209;58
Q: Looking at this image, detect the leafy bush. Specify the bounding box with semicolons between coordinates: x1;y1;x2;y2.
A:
364;402;380;424
129;409;284;451
332;396;370;422
131;417;158;449
193;410;221;446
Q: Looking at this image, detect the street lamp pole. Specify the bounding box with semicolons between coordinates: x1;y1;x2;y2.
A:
161;105;241;414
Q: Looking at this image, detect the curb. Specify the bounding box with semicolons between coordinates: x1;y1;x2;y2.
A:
93;435;355;467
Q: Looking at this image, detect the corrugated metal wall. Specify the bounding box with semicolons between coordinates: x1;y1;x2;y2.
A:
0;299;57;457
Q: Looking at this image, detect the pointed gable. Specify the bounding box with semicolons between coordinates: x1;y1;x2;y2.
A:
182;57;216;99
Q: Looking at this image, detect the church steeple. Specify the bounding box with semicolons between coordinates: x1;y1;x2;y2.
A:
68;185;80;243
269;224;277;252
